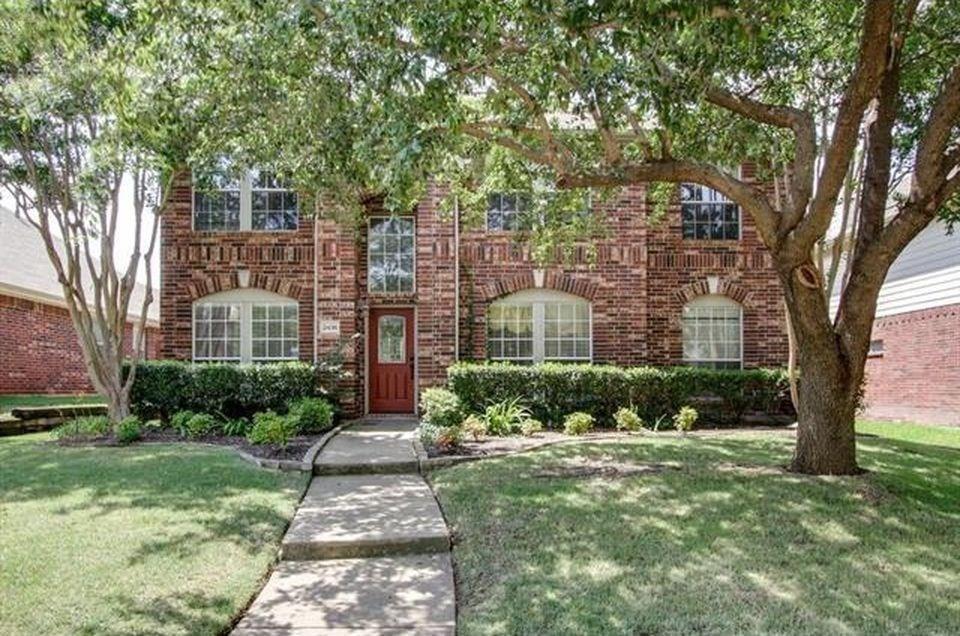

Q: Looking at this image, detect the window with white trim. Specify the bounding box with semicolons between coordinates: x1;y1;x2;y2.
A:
682;295;742;369
680;184;740;240
193;288;299;363
487;193;532;231
193;169;297;232
487;289;591;363
368;217;415;293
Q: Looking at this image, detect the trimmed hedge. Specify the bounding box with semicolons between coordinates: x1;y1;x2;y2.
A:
126;360;318;420
447;362;791;428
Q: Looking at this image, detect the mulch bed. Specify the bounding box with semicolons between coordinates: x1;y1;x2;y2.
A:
55;429;324;461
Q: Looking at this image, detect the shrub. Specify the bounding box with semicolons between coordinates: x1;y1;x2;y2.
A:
246;411;299;447
435;425;463;450
179;413;218;439
418;422;442;448
563;412;595;436
169;410;195;434
673;406;698;432
461;414;486;441
114;416;142;445
287;397;335;433
483;397;530;436
221;417;251;437
126;361;320;420
420;387;463;428
53;415;112;441
448;362;790;427
614;407;644;432
520;418;544;437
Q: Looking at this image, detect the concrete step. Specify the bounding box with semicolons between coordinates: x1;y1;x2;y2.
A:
281;474;450;561
232;554;455;635
313;418;420;476
313;460;419;476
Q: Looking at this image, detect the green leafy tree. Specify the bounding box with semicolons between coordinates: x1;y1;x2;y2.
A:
162;1;958;474
0;2;192;420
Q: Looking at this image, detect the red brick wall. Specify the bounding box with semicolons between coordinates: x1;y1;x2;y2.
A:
160;172;788;415
0;293;159;394
862;304;960;425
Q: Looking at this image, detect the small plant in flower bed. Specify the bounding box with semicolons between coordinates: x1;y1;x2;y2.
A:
520;418;544;437
114;416;142;445
483;397;530;436
420;387;463;428
418;422;442;448
461;415;486;441
221;417;251;437
614;406;644;432
563;412;595;436
246;411;300;448
673;406;698;432
170;411;219;439
286;397;335;433
53;415;112;441
434;425;463;450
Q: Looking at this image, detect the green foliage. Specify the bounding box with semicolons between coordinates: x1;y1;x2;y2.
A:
674;407;699;432
169;410;196;435
114;416;142;445
52;416;112;441
221;418;251;437
127;361;320;420
448;363;790;427
482;397;531;437
461;414;487;441
563;412;595;436
420;387;463;428
418;422;442;448
614;407;645;432
179;413;219;440
435;425;464;450
246;411;299;448
520;418;544;437
286;398;335;434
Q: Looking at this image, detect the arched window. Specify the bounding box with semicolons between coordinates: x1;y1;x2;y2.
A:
193;288;299;363
487;289;591;363
682;295;742;369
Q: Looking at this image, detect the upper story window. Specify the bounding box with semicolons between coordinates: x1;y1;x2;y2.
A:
487;193;532;232
193;169;298;232
368;217;415;293
682;295;742;370
193;288;298;363
487;289;591;363
680;184;739;240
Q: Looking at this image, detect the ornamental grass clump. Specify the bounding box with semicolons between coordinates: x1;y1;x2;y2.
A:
483;397;530;436
614;407;644;432
674;406;699;433
563;412;595;436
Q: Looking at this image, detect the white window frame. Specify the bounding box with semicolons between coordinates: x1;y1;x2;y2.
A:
680;183;741;241
681;295;743;369
192;169;298;232
367;216;416;294
192;288;299;363
487;288;593;363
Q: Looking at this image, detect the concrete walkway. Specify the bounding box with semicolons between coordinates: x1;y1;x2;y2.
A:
234;417;455;635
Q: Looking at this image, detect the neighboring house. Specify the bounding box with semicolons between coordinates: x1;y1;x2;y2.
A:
832;221;960;425
0;206;160;395
160;165;787;416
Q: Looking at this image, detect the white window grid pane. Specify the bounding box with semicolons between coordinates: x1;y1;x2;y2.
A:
681;304;742;368
251;170;298;230
680;183;740;240
368;217;415;293
487;303;534;361
542;302;590;361
251;303;299;361
486;193;531;231
193;186;241;231
194;303;241;361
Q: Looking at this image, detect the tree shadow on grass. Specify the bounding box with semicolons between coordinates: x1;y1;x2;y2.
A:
434;435;960;635
76;590;237;636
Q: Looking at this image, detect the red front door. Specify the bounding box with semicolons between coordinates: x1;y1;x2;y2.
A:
369;308;415;413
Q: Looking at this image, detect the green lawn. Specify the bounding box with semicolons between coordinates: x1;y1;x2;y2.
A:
857;419;960;449
431;432;960;635
0;393;104;414
0;433;308;636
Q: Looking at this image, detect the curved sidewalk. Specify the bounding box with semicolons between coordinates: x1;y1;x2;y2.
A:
234;418;455;635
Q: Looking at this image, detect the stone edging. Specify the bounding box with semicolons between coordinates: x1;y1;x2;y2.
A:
233;421;352;472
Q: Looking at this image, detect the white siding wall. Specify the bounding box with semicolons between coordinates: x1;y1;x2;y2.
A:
829;221;960;317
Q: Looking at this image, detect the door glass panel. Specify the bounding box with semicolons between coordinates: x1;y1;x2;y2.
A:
378;315;406;363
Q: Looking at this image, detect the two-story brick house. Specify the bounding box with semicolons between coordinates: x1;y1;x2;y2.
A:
160;166;788;416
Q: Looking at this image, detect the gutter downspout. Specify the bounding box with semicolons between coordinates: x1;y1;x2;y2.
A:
454;195;460;362
313;211;319;364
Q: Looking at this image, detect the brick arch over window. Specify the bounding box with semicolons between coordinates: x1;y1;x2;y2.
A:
480;271;599;302
673;278;753;308
185;272;305;301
